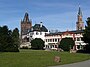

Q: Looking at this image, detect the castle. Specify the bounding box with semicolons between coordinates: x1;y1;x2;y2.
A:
20;6;86;50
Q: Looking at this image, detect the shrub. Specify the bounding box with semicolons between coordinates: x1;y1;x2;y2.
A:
31;38;45;50
59;38;75;51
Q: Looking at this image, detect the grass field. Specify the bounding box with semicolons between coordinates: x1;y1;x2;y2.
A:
0;49;90;67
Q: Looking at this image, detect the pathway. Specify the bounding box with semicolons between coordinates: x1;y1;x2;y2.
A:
49;60;90;67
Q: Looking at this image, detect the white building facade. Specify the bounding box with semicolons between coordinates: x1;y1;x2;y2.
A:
20;24;86;50
29;31;49;41
20;22;49;48
20;6;86;50
45;30;86;50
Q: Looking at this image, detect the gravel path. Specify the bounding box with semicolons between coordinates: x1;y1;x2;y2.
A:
49;60;90;67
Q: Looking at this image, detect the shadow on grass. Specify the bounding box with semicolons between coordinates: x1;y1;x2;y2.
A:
77;50;90;54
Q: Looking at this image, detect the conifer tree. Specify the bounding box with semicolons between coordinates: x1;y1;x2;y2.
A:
0;26;19;52
83;17;90;52
12;28;20;51
0;26;9;51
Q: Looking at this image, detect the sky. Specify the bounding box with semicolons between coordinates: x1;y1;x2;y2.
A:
0;0;90;32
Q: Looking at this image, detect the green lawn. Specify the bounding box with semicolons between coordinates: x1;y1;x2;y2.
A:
0;49;90;67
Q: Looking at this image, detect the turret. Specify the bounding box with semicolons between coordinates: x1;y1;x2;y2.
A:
76;5;84;30
23;12;29;22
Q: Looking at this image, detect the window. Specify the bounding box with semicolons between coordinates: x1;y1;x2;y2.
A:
52;45;54;48
27;38;29;42
81;37;83;41
77;38;80;41
36;32;38;35
58;38;60;42
74;38;76;41
53;39;54;42
48;39;49;42
55;45;57;48
30;32;34;35
46;39;47;42
40;32;42;35
55;39;57;42
50;39;52;42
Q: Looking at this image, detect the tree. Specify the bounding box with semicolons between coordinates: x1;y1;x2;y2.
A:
0;26;19;52
12;28;20;47
0;26;10;51
12;28;20;51
83;17;90;52
59;38;75;51
31;38;45;50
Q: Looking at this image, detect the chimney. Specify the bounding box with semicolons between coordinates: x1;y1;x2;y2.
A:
40;22;43;27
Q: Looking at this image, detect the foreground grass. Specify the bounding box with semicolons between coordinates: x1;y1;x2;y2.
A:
0;49;90;67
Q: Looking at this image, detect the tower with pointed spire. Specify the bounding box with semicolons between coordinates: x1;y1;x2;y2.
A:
76;5;84;30
21;12;32;36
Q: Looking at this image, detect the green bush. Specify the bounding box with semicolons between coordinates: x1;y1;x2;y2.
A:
59;38;75;51
31;38;45;50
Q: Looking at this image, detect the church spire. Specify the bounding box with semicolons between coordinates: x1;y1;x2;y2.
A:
21;12;32;37
76;5;84;30
78;5;82;17
23;12;29;22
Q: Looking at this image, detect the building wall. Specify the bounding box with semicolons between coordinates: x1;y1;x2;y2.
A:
21;22;32;34
29;31;49;41
45;31;86;50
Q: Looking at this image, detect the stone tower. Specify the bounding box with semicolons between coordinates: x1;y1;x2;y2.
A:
76;6;84;30
21;12;32;35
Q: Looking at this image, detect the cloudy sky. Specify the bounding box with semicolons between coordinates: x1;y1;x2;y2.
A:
0;0;90;31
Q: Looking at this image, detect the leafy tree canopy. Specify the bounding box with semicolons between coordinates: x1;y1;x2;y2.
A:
31;38;45;50
59;38;75;51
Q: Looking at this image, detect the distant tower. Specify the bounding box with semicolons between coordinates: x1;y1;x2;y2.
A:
21;12;32;38
76;5;84;30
